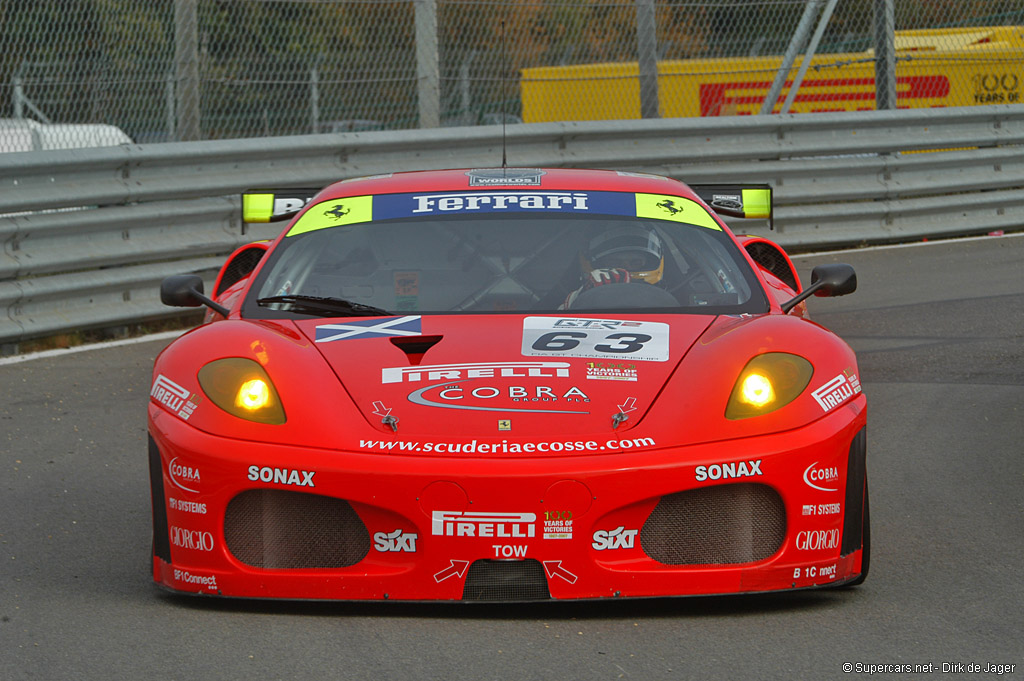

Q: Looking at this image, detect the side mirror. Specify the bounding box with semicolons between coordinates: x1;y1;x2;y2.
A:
160;274;230;317
780;263;857;314
161;274;204;307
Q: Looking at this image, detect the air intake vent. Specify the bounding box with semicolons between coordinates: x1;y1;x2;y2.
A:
744;241;798;291
462;560;551;601
224;489;370;569
841;428;867;556
214;246;265;296
148;436;171;563
641;483;785;565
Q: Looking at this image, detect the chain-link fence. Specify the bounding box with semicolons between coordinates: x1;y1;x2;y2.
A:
1;0;1023;150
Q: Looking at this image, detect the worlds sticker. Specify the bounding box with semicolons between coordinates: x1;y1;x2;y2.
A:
467;168;545;186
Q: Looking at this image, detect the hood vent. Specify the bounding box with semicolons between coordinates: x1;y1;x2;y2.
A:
389;334;443;365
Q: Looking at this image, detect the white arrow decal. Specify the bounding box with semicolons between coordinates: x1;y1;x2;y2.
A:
433;560;470;583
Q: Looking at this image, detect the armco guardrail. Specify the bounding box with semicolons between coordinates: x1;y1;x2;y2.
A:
3;105;1024;347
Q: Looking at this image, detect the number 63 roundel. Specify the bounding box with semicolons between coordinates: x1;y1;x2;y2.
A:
521;317;670;362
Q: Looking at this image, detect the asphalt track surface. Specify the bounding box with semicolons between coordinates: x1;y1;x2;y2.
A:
2;234;1022;680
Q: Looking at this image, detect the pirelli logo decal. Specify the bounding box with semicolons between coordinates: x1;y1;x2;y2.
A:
432;511;536;538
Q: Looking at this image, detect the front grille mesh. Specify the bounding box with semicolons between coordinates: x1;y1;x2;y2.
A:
224;489;370;569
641;483;785;565
462;560;551;601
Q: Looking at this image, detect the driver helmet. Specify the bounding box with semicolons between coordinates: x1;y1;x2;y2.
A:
585;225;664;284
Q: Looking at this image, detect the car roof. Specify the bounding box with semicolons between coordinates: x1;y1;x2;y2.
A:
315;168;700;201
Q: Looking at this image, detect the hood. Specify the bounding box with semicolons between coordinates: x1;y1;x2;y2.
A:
295;313;715;437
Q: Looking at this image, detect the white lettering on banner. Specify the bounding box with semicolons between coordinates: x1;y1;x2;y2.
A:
168;457;201;494
432;511;536;538
373;529;418;553
795;529;840;551
411;192;588;214
695;459;762;481
382;361;570;384
170;526;214;552
247;466;315;487
592;527;639;551
811;371;862;412
803;462;840;492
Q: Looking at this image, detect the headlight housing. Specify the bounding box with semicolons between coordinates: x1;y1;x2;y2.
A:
198;358;286;424
726;353;813;420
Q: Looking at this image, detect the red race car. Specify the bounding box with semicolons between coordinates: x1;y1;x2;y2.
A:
150;167;867;601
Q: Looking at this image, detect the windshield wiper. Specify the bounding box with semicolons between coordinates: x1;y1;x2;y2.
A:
257;294;391;318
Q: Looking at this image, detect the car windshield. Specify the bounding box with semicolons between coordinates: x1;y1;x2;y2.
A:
243;191;768;318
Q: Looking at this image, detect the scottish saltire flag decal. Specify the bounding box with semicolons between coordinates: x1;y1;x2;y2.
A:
315;316;422;343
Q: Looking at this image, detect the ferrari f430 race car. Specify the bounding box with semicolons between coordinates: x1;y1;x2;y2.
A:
149;167;867;601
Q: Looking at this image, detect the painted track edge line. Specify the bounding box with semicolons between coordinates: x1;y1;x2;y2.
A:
0;329;188;366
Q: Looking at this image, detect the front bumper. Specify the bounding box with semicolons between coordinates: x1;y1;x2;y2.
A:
148;399;867;601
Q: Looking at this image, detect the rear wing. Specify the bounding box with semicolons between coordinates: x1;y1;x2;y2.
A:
242;188;321;223
690;184;773;229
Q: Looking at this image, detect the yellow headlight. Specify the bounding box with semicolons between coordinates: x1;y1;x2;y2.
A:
198;358;286;424
726;353;813;419
236;378;271;411
739;373;775;408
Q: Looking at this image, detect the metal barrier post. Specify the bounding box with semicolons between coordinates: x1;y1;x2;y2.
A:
874;0;897;110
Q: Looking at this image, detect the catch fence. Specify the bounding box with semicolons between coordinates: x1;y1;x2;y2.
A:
2;1;1023;148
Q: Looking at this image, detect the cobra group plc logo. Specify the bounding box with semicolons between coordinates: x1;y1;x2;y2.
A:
168;456;200;493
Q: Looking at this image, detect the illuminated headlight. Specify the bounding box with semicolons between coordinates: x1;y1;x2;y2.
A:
236;378;271;410
198;358;286;424
739;373;775;407
726;353;813;419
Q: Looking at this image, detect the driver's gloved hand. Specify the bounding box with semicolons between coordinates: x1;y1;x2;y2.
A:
561;268;633;309
583;267;631;289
